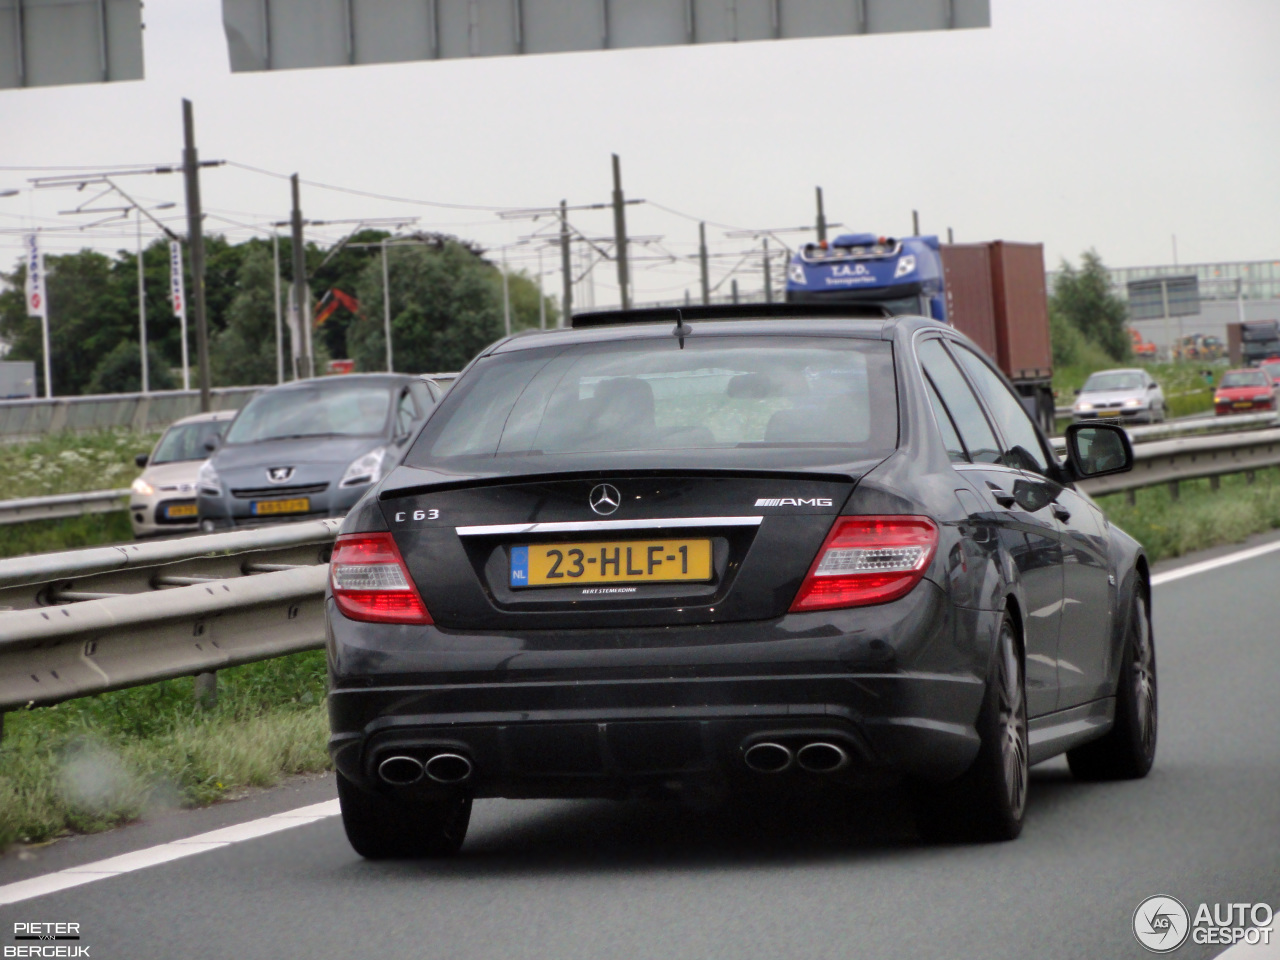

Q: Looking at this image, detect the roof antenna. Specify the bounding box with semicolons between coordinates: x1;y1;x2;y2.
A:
673;308;690;349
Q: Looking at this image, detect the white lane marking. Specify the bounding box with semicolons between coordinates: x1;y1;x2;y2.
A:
1214;931;1280;958
0;799;339;906
1151;538;1280;587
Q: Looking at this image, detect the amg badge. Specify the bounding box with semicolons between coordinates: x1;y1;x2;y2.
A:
755;498;833;507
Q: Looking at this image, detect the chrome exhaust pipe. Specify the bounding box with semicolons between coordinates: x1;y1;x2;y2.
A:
743;742;793;774
796;742;850;774
377;755;425;786
423;752;474;784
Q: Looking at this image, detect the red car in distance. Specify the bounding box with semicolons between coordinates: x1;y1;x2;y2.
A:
1257;358;1280;385
1214;368;1278;415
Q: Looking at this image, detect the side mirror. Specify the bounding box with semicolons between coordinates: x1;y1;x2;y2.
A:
1073;388;1082;396
203;436;220;453
134;453;149;468
1064;422;1134;481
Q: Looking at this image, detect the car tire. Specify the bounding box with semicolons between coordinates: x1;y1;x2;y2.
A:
1067;588;1157;781
914;613;1028;843
337;771;472;859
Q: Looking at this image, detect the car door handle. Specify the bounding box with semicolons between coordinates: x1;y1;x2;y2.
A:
1052;504;1071;522
986;483;1016;508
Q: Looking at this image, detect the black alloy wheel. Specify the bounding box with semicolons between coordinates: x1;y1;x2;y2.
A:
915;613;1028;842
337;772;472;859
1067;588;1157;780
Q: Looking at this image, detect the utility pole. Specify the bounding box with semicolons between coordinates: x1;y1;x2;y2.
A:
382;238;394;372
699;222;710;305
272;233;284;383
182;99;212;412
815;187;827;243
501;246;512;336
763;238;773;303
559;200;572;327
947;227;954;245
912;209;920;236
731;279;740;304
290;174;312;379
537;247;546;330
611;154;631;310
136;209;150;393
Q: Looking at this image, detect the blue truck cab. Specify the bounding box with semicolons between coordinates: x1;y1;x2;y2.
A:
786;233;946;318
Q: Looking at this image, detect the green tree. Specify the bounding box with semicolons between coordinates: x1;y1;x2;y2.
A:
1050;250;1130;362
86;342;177;394
211;242;287;386
348;236;552;375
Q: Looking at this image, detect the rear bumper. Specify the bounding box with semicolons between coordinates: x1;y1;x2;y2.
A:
326;581;995;799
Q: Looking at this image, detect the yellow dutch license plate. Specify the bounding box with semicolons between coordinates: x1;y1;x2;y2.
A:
252;497;310;516
1234;401;1252;408
1096;409;1120;418
165;503;198;519
510;539;713;588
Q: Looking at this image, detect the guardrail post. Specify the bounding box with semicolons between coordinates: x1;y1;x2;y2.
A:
49;400;69;433
194;671;217;709
1125;490;1136;506
1210;475;1220;492
1246;470;1256;485
1168;481;1180;501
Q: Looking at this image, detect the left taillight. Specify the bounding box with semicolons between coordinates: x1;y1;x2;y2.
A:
329;532;433;624
789;516;939;613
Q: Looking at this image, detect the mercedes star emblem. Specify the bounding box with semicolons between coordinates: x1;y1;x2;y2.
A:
589;483;621;516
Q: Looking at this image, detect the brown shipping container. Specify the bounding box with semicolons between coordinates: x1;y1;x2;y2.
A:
939;244;998;360
989;241;1052;381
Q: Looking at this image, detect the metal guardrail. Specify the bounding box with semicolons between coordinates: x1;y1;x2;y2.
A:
4;421;1280;714
0;386;263;440
0;520;340;710
0;489;130;526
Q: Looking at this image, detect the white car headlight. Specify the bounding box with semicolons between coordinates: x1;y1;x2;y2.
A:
788;262;807;285
340;447;388;488
131;477;155;497
1122;398;1143;408
197;460;221;496
1075;401;1094;412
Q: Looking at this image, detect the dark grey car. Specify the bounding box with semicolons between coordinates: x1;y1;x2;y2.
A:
197;374;441;530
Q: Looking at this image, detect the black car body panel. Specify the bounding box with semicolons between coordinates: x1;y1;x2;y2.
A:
326;310;1146;807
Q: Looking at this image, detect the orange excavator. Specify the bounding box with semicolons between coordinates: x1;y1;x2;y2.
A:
1129;328;1157;359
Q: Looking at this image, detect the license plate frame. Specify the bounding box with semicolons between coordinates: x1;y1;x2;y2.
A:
251;497;310;516
510;538;713;588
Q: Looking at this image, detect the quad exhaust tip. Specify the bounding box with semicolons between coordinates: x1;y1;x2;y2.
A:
424;752;474;784
377;755;425;786
796;742;850;774
743;742;793;774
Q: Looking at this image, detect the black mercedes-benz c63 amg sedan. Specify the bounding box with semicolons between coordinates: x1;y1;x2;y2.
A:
325;304;1156;857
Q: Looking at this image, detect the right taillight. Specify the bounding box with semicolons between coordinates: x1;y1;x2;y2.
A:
330;532;433;624
789;516;938;612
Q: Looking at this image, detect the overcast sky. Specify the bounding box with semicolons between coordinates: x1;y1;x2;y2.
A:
1;0;1277;307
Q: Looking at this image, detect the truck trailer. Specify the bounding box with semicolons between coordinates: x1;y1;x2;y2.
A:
786;234;1055;430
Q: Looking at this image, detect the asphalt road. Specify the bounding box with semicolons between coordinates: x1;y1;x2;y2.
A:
2;538;1279;960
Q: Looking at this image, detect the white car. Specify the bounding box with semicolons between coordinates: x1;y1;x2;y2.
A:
129;411;236;538
1073;368;1166;424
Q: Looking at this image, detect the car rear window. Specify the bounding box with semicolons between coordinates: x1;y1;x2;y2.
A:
406;336;897;470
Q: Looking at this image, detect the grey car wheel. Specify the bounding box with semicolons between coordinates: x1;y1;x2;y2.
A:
1067;587;1157;780
915;613;1027;842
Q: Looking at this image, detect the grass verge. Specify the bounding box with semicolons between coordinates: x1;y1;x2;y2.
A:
0;513;134;560
1096;468;1280;564
0;651;329;851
